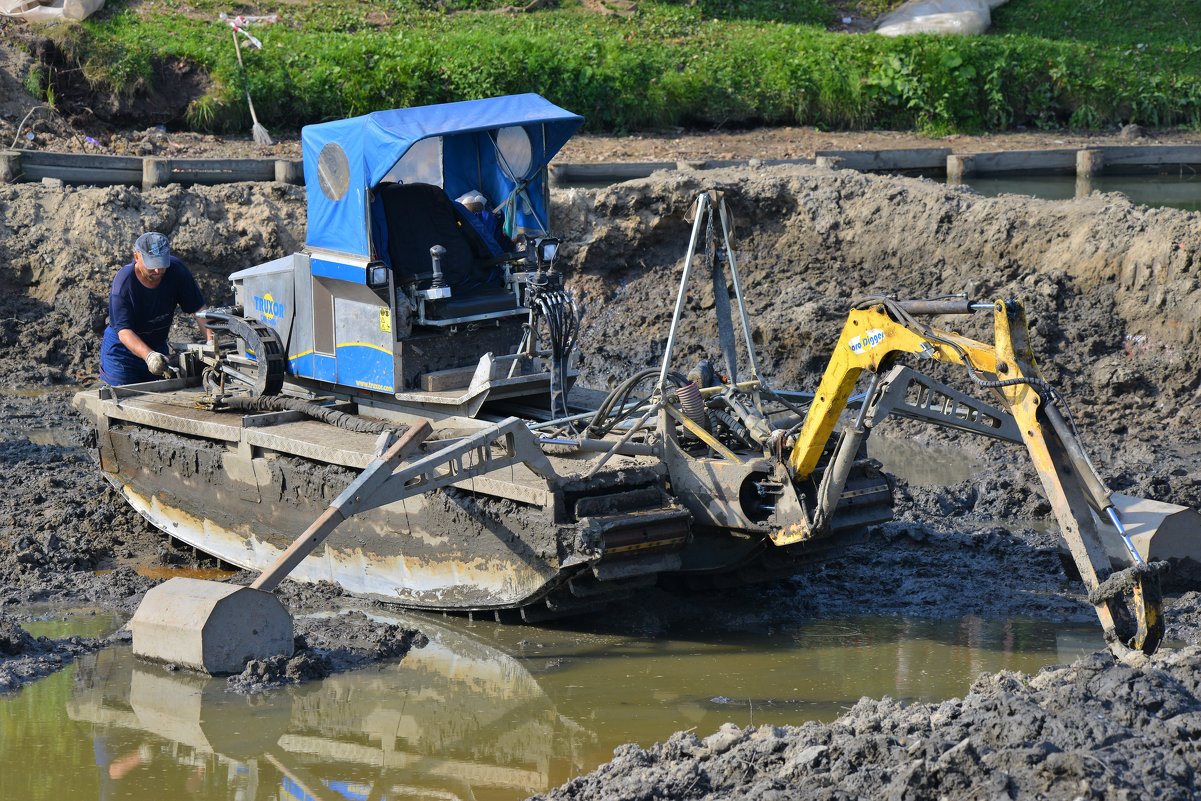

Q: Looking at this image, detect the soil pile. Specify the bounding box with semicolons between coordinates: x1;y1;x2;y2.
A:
226;611;428;693
536;646;1201;801
560;166;1201;442
1;164;1198;441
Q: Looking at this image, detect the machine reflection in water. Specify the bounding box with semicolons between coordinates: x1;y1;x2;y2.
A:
67;612;591;801
61;610;1102;801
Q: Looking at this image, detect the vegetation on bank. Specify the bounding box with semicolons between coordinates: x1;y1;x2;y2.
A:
15;0;1201;135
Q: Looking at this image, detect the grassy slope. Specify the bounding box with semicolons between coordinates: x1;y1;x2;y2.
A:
29;0;1201;133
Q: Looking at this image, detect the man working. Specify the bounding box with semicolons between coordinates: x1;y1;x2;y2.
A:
99;232;209;385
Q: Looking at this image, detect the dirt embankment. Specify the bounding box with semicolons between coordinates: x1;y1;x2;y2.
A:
0;182;305;384
561;167;1201;416
3;165;1199;424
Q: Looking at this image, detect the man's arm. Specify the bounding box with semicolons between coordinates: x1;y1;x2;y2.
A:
116;328;154;360
194;308;213;342
117;327;172;378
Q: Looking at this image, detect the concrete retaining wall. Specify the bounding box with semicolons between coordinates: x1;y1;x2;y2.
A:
2;145;1199;190
0;150;304;188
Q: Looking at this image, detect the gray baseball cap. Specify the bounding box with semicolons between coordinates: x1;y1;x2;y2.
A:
135;232;171;270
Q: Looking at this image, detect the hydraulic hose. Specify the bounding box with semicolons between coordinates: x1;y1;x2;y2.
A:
220;396;404;436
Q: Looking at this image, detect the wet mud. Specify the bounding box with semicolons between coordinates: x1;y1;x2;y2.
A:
1;161;1200;797
536;646;1201;801
226;611;428;694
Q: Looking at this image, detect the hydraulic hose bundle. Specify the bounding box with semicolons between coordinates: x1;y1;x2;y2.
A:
527;270;579;424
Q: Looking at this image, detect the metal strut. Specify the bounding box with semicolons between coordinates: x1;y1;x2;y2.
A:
657;190;769;395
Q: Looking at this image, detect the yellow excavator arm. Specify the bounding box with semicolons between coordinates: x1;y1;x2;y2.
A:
781;297;1163;658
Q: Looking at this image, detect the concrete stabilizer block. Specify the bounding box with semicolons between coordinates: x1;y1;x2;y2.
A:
131;577;295;675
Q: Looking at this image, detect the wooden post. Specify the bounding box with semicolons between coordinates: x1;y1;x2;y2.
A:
946;154;975;184
1076;175;1096;199
1076;149;1105;178
142;157;172;189
274;159;303;185
0;151;21;184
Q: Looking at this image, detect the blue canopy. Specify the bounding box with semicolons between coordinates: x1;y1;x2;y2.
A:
301;94;584;259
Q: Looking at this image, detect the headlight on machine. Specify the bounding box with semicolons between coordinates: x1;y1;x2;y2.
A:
368;263;389;288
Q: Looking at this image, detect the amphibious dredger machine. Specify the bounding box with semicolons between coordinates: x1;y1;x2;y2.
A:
75;94;1200;660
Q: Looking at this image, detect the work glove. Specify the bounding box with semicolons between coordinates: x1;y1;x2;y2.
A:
145;351;174;378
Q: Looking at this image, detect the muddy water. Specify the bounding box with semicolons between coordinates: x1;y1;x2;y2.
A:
1;610;1102;801
957;172;1201;211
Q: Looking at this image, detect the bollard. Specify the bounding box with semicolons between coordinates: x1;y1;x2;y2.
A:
142;157;172;189
274;159;303;185
1076;149;1105;178
946;154;975;184
0;151;21;184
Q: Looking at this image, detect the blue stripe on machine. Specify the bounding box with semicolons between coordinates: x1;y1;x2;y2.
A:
288;352;338;384
310;257;367;283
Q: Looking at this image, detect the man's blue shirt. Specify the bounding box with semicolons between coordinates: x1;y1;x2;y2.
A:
99;257;205;384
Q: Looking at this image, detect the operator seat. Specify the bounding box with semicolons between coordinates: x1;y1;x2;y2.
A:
377;183;519;321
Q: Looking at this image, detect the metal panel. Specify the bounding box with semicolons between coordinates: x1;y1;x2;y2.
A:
313;278;336;356
289;253;315;372
333;281;395;393
237;257;295;345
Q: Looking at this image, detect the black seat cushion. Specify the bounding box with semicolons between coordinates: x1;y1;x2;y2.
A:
379;183;478;288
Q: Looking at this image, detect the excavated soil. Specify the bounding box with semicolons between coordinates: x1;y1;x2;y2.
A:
2;160;1201;795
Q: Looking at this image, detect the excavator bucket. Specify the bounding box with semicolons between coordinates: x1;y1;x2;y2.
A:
1096;493;1201;569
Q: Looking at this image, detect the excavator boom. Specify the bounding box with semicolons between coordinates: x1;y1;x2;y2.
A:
780;297;1165;657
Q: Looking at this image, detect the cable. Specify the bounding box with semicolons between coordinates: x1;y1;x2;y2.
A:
218;396;405;436
528;272;580;426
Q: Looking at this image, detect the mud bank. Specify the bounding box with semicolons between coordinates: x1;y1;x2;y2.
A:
0;610;104;692
558;167;1201;441
226;611;428;693
2;166;1199;428
536;646;1201;801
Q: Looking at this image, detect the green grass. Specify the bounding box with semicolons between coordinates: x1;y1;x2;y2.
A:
36;0;1201;134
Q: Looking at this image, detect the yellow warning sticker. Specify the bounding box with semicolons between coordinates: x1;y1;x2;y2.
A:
379;308;392;333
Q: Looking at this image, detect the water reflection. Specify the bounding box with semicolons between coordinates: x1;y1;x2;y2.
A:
958;172;1201;212
33;612;1103;801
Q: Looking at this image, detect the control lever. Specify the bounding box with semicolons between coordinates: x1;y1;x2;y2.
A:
424;244;451;300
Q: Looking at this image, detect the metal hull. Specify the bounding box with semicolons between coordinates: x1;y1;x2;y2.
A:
75;381;892;617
